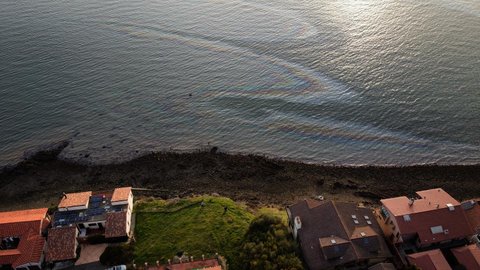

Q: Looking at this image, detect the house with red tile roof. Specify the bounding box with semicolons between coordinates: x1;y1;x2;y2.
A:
287;199;391;270
452;244;480;270
111;187;133;206
145;257;223;270
52;187;133;241
407;249;452;270
45;226;79;263
58;191;92;211
0;208;49;270
379;188;472;250
461;199;480;235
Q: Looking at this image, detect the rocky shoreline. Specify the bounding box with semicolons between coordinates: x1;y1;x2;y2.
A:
1;146;480;211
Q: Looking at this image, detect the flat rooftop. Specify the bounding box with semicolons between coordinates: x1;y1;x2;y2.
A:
53;193;126;227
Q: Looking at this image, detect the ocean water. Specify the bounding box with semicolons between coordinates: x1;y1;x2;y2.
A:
0;0;479;166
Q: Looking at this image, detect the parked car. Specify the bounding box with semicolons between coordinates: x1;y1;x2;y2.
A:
106;265;127;270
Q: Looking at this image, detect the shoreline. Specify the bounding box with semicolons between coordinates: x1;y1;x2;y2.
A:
4;139;480;171
2;146;480;211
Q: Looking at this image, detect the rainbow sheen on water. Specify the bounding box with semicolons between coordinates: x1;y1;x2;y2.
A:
0;0;479;166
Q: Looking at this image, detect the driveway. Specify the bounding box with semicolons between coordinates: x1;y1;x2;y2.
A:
75;243;108;267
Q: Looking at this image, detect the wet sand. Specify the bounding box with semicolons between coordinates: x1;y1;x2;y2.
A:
1;145;480;211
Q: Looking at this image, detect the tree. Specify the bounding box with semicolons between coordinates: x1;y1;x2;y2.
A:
100;244;133;266
239;215;303;270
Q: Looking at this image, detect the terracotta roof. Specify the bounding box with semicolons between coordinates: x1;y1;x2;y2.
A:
58;191;92;208
105;211;128;238
0;208;48;224
287;200;391;269
407;249;452;270
111;187;132;202
368;263;396;270
463;200;480;234
452;244;480;270
381;188;472;245
169;258;220;270
0;208;48;267
46;226;78;262
12;229;45;268
0;221;41;238
381;188;460;216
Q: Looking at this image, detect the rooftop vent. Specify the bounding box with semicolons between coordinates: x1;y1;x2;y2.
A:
354;220;359;224
367;220;372;225
408;198;415;206
351;215;357;219
446;203;455;211
331;239;337;244
360;232;366;237
364;216;369;220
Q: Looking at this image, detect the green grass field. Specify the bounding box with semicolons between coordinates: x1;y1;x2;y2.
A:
133;196;255;268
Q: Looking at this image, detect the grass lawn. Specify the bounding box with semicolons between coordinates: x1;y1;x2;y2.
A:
134;196;255;268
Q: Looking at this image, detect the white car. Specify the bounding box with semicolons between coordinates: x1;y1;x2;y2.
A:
105;265;127;270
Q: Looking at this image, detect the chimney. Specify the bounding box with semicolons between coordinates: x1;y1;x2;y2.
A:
62;192;67;199
408;198;414;207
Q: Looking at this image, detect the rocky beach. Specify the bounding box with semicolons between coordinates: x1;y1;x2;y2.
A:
1;144;480;211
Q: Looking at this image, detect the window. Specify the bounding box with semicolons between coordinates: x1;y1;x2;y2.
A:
403;214;411;222
431;225;444;234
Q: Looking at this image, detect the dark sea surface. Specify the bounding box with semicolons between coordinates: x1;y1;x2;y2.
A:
1;0;479;166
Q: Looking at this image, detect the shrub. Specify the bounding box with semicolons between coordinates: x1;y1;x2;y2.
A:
100;244;133;266
239;215;303;270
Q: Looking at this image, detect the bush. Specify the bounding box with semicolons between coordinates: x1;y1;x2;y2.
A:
239;215;303;270
100;244;133;266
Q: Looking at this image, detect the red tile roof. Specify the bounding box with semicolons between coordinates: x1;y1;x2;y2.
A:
147;259;221;270
111;187;132;202
12;230;46;268
407;249;452;270
105;211;128;238
463;200;480;234
169;258;220;270
381;188;460;216
46;226;78;262
58;191;92;208
452;244;480;270
288;200;391;269
381;188;472;245
0;208;48;224
0;208;48;268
